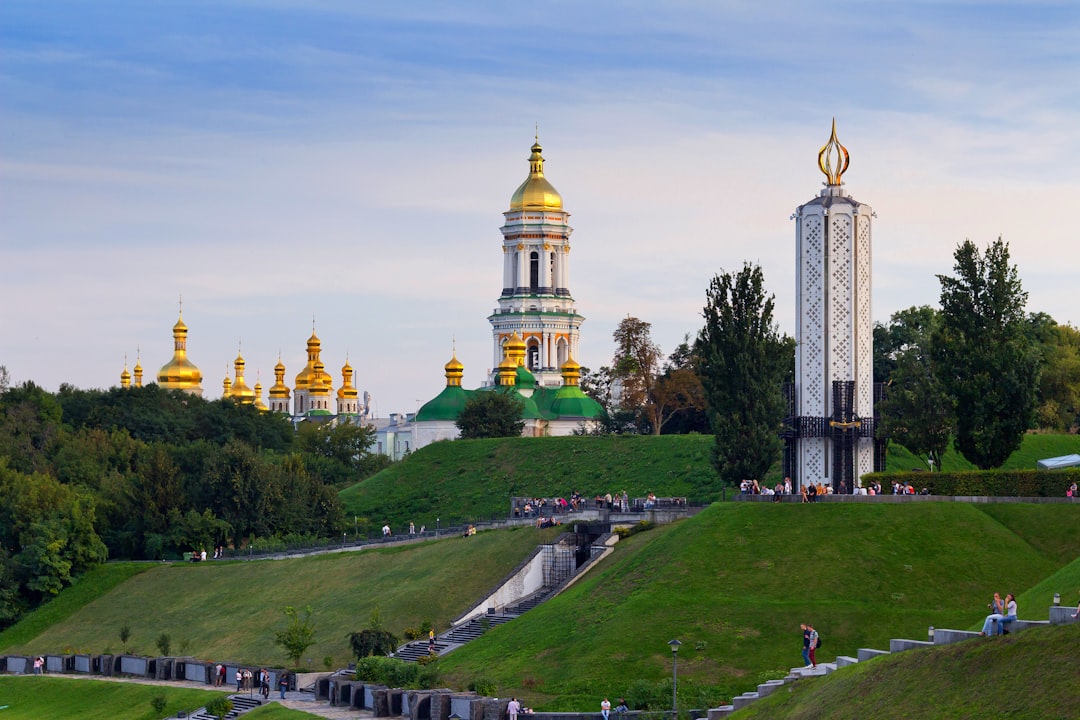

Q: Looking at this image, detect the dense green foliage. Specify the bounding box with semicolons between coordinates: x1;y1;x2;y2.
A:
933;238;1040;468
0;380;383;628
875;306;953;470
456;391;526;439
864;467;1079;497
697;263;793;487
734;623;1080;720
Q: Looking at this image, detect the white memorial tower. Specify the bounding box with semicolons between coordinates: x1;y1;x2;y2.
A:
787;121;881;490
488;137;584;386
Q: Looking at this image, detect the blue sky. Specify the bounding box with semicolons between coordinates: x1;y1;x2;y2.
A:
2;1;1078;414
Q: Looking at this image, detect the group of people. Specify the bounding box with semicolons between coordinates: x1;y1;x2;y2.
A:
215;664;280;698
800;623;821;668
979;592;1018;636
599;697;630;719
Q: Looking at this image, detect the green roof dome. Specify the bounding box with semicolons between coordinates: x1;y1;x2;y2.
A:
551;385;604;419
416;386;472;422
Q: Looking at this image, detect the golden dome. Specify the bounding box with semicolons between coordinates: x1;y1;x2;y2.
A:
230;352;255;404
444;353;464;387
254;382;268;412
132;356;143;388
504;331;527;367
157;312;203;395
309;360;331;396
497;355;518;386
294;330;324;390
338;361;358;400
509;140;563;211
561;356;582;386
120;362;131;389
269;357;291;400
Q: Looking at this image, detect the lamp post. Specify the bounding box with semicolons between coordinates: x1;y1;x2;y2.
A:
1053;592;1061;606
668;639;682;717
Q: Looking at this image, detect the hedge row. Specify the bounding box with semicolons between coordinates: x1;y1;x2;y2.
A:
862;468;1080;497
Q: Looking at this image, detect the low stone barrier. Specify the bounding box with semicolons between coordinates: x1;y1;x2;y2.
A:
1050;606;1079;625
889;639;934;653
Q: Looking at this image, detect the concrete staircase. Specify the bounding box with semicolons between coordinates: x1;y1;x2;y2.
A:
705;607;1074;718
395;589;556;662
185;694;263;719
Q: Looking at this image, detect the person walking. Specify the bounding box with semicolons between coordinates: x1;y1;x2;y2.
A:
807;624;819;668
601;698;611;720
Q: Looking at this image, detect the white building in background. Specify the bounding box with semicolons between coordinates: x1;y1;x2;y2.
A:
786;121;883;490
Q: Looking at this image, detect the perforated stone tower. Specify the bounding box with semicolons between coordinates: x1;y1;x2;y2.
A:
784;121;884;490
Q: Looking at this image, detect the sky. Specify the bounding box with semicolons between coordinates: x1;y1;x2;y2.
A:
2;1;1078;416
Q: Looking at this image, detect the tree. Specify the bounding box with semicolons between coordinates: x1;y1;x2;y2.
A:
295;420;377;472
610;317;664;434
1031;320;1080;431
274;605;317;667
697;263;793;488
455;391;525;439
874;307;954;470
347;606;399;658
653;336;709;434
933;237;1039;469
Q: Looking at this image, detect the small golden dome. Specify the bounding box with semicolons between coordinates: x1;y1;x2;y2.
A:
338;361;358;400
509;140;563;211
561;355;582;386
230;352;255;404
120;363;131;389
254;382;268;412
444;353;464;387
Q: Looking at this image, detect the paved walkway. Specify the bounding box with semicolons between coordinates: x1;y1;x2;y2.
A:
5;672;372;719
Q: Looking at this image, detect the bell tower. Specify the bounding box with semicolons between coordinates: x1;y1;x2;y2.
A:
488;137;584;387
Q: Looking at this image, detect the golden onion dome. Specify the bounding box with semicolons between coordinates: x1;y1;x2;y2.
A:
561;356;582;386
157;312;203;393
254;382;268;412
444;353;464;387
120;363;131;388
230;352;255;404
338;361;357;400
509;140;563;211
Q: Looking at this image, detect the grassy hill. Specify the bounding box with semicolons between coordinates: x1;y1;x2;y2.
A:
433;501;1080;710
340;434;1080;531
0;526;560;666
732;622;1080;720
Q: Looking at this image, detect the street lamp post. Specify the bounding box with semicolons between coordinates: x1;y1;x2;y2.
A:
668;639;682;717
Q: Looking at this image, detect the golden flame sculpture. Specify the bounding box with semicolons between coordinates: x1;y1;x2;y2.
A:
818;118;850;186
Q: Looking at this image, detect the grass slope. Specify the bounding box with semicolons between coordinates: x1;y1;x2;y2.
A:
340;435;719;531
3;527;558;667
435;502;1080;710
343;434;1080;531
0;676;225;720
0;562;152;652
733;622;1080;720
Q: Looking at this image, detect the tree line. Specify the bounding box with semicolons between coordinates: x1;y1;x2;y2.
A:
0;379;387;629
580;236;1065;484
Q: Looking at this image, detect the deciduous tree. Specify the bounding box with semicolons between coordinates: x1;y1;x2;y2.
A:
610;317;664;434
697;263;793;488
455;391;525;439
933;237;1039;469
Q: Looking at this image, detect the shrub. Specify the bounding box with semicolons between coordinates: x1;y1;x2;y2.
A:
205;697;233;720
150;694;167;714
156;632;171;656
863;467;1079;497
353;656;424;687
469;677;497;696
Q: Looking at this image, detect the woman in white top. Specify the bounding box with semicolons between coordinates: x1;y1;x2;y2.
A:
997;593;1018;635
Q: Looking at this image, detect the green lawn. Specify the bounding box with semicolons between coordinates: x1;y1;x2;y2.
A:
434;502;1080;710
733;622;1080;720
0;676;225;720
0;563;152;652
3;526;559;667
342;433;1080;532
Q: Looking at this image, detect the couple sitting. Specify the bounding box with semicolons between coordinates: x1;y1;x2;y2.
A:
979;592;1017;636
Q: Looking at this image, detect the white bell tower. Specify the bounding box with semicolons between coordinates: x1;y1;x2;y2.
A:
488;137;584;386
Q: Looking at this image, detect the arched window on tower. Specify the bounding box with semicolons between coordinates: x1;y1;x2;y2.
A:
529;251;539;293
528;343;540;371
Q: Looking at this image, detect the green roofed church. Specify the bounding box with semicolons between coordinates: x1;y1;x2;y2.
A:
410;137;603;451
